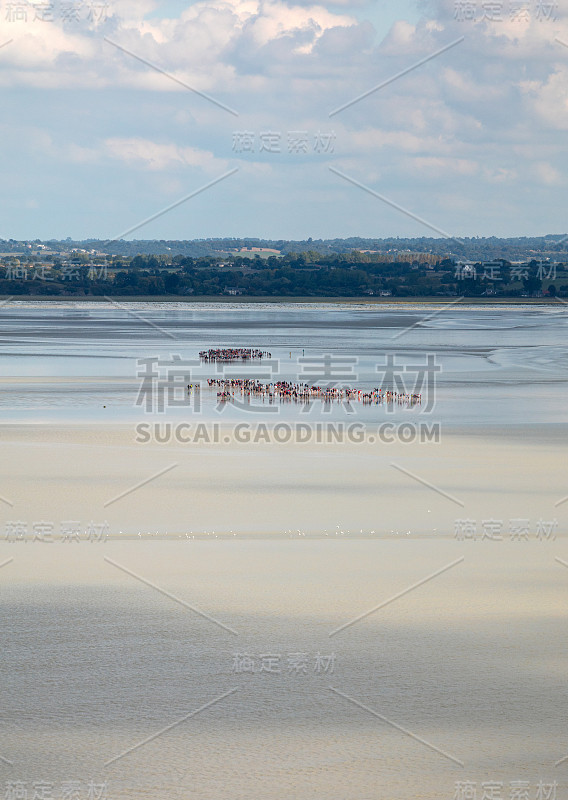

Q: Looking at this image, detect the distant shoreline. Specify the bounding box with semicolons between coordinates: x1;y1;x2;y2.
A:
0;294;561;305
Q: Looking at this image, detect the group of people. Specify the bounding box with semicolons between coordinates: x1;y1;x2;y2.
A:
197;378;421;406
199;348;271;362
193;346;421;406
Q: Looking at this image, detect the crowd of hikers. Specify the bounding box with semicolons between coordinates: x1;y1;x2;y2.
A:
192;347;421;406
187;378;421;406
199;348;271;362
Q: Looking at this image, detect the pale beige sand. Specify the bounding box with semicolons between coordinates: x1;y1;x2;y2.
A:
0;424;566;799
0;423;564;537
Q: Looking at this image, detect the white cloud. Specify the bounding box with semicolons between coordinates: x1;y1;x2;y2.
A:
410;156;479;176
483;167;517;184
0;0;567;237
349;128;452;154
520;69;568;130
532;161;562;186
104;138;230;172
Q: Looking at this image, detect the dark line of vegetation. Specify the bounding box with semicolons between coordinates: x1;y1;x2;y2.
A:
0;252;564;298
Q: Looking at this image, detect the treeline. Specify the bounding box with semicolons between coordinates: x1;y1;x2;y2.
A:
1;254;566;297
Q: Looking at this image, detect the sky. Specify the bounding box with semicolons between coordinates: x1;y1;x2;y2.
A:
0;0;566;241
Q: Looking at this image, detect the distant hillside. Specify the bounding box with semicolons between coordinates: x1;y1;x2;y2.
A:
1;235;567;261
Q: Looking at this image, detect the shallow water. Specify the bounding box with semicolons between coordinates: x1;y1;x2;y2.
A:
1;303;568;425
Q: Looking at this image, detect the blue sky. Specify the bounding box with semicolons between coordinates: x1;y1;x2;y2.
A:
0;0;566;240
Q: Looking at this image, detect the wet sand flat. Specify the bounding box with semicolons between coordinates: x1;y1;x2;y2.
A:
1;304;567;800
0;422;565;537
